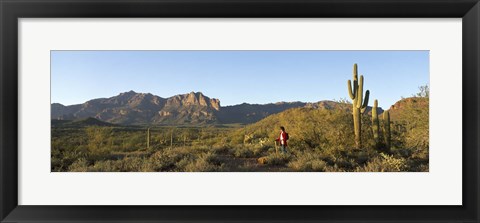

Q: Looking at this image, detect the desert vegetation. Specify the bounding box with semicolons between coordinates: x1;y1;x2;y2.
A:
51;64;429;172
52;100;428;172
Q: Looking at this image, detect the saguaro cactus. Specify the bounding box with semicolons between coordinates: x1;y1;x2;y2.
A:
347;64;370;148
146;128;151;149
372;99;380;146
243;126;247;145
383;110;391;151
171;130;173;148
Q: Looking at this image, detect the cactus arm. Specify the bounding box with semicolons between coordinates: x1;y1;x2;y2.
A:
348;80;355;99
360;90;370;113
353;80;358;98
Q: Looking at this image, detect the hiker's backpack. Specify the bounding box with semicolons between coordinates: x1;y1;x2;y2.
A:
285;133;289;140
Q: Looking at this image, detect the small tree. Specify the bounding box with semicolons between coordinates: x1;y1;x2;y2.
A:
414;84;429;98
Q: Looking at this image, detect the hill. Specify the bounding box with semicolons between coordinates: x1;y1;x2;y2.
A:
388;97;429;150
388;97;429;121
230;106;359;149
230;96;428;151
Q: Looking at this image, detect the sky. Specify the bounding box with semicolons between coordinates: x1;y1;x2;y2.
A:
51;50;429;108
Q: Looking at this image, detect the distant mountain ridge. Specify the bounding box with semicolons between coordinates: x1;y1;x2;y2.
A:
51;91;384;126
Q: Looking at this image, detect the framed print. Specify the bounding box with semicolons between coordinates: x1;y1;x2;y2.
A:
1;0;479;222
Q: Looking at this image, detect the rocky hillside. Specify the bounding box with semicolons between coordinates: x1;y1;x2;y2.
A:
52;91;221;125
52;91;384;126
388;97;429;121
153;92;220;125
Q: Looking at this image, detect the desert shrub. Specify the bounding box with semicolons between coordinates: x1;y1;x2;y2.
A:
85;126;114;153
51;145;89;171
390;97;429;154
89;160;120;171
356;153;407;172
345;149;379;165
391;147;412;158
310;160;327;171
177;152;223;172
116;156;154;172
288;152;326;172
68;155;155;172
413;163;429;172
324;164;345;172
411;148;429;160
211;144;232;155
350;150;370;164
238;161;257;172
149;148;189;171
403;106;429;151
334;157;358;170
230;144;268;158
267;147;277;154
68;158;90;172
250;144;270;156
233;146;255;158
321;146;360;169
321;146;345;161
263;153;291;166
146;146;224;172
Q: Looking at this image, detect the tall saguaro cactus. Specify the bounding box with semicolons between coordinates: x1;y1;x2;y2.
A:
383;110;391;151
347;64;370;149
372;99;380;146
170;128;174;148
146;128;151;149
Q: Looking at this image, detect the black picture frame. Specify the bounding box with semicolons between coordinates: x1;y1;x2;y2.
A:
1;0;479;222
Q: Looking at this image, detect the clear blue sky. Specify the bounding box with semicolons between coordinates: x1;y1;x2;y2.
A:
51;50;429;108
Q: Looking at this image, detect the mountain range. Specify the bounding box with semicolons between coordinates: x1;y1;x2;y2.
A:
51;91;384;126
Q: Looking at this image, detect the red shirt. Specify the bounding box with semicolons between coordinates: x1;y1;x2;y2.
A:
275;131;288;146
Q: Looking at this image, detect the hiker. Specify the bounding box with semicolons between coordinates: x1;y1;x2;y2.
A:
275;126;289;154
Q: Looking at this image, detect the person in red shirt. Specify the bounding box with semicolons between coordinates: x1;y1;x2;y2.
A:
275;126;288;154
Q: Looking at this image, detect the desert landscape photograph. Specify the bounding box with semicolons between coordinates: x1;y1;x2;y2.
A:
51;50;429;172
